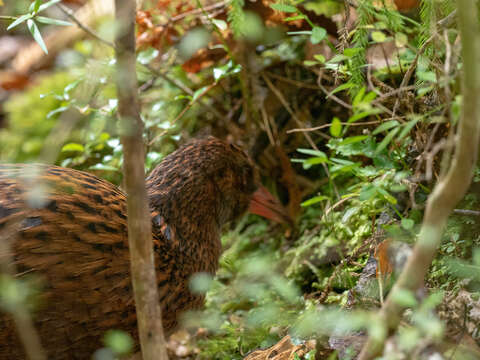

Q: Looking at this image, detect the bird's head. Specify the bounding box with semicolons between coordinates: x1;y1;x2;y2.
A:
146;137;291;233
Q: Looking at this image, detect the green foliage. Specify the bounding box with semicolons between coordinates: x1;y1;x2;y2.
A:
6;0;72;54
228;0;246;38
1;72;74;162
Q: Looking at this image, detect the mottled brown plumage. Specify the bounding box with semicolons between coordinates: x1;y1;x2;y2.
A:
0;137;289;359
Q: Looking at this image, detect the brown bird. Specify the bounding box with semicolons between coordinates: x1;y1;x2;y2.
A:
0;137;289;359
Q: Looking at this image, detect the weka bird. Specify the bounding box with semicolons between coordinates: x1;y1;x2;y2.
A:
0;137;289;359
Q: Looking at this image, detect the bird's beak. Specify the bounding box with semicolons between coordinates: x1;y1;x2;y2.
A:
249;186;293;225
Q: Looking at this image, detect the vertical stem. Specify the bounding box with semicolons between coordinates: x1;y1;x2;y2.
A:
114;1;169;359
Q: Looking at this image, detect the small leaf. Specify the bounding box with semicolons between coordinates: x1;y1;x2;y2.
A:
287;30;312;36
348;109;382;123
401;218;415;230
36;16;72;26
33;0;42;13
327;54;348;64
375;127;400;154
212;19;227;31
371;31;386;43
372;120;399;135
61;143;85;153
303;60;318;66
7;14;32;31
301;195;328;207
377;187;397;204
310;27;326;44
27;19;48;54
303;156;328;168
339;135;368;145
38;0;61;12
359;185;377;201
330;117;342;137
330;82;355;95
352;87;366;107
270;3;298;12
397;118;419;141
343;47;363;57
297;148;327;157
313;54;325;63
192;86;207;101
284;15;305;21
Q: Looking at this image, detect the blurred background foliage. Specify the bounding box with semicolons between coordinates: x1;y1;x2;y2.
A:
1;0;480;359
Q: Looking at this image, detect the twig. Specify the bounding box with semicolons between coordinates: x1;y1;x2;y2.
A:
56;3;114;48
287;120;382;134
453;209;480;216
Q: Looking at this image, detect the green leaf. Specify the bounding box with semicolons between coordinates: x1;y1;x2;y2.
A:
313;54;325;63
301;195;328;207
330;82;355;95
377;187;397;204
359;185;377;201
343;47;363;57
212;19;227;31
327;54;348;64
192;86;207;101
270;3;298;12
33;0;42;13
371;31;386;43
7;14;32;31
212;60;241;81
348;109;382;123
284;15;305;21
297;148;327;157
27;19;48;54
303;156;328;169
375;127;400;154
362;91;377;103
330;117;342;137
35;16;72;26
287;30;312;36
372;120;399;135
397;118;419;141
339;135;368;145
310;27;326;44
303;60;318;66
38;0;61;12
61;143;85;153
401;218;415;230
352;86;366;107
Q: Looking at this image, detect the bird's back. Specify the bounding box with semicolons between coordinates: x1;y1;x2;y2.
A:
0;164;197;359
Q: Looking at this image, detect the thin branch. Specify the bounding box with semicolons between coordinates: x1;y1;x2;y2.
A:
114;1;169;359
287;120;382;134
56;3;114;47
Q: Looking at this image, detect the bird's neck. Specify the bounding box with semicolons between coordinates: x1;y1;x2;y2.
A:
146;177;222;272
